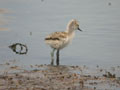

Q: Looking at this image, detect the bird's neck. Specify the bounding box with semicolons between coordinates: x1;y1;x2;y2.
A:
66;27;75;34
66;23;75;33
65;29;75;40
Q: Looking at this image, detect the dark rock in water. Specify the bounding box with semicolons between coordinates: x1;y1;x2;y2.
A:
108;2;112;6
30;32;32;36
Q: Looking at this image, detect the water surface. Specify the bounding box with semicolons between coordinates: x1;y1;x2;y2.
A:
0;0;120;67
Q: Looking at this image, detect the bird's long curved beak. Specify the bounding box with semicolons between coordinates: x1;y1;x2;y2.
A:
78;27;82;31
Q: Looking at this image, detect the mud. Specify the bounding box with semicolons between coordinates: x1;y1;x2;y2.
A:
0;61;120;90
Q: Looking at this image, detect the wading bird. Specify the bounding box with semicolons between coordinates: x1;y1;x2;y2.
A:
45;19;82;66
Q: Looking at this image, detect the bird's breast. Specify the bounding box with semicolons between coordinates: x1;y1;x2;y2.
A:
59;32;75;49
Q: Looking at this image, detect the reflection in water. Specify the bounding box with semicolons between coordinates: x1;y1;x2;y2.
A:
46;65;70;73
0;8;10;26
0;28;9;31
0;8;9;14
9;43;28;55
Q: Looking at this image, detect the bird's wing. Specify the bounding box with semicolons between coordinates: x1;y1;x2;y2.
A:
45;32;68;41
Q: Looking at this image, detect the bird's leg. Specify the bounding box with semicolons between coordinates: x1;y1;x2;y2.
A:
56;49;60;66
51;48;55;65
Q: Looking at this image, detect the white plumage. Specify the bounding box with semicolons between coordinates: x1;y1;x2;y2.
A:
45;19;82;65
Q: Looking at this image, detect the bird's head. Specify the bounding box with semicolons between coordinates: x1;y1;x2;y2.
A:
67;19;82;32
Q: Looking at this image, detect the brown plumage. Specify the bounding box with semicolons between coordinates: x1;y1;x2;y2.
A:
45;32;68;41
44;19;82;66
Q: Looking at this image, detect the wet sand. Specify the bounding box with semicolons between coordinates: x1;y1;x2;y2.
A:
0;61;120;90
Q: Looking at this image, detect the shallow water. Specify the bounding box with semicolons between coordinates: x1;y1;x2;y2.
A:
0;0;120;67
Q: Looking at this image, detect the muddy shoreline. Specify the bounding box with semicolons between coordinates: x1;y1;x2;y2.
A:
0;61;120;90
